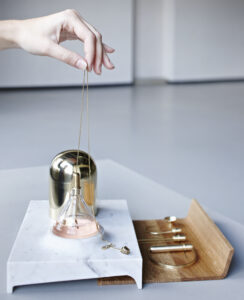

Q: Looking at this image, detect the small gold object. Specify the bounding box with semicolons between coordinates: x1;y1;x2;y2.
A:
138;234;186;244
102;243;113;250
150;244;193;253
164;216;177;222
164;216;177;226
120;246;130;255
101;242;130;255
148;228;182;235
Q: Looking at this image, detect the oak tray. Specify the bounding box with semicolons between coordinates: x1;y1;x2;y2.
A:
98;199;234;286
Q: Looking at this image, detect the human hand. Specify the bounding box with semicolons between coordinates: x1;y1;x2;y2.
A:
12;9;115;74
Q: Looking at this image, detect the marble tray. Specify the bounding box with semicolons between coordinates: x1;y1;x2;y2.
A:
7;200;142;293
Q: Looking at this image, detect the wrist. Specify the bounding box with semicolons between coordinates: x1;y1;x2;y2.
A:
0;20;22;50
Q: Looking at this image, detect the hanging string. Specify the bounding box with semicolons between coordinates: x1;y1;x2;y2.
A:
76;70;92;212
76;70;86;167
85;70;94;215
76;70;91;179
86;71;91;183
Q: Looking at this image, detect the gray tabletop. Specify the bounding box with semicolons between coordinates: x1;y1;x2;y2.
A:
0;160;243;299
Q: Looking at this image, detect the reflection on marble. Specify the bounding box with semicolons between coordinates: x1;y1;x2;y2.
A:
7;200;142;293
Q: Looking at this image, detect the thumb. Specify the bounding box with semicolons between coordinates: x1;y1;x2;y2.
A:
47;43;87;70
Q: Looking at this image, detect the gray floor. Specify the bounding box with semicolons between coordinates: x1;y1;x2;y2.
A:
0;82;243;223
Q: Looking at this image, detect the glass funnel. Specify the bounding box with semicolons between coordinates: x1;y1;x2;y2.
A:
52;172;101;239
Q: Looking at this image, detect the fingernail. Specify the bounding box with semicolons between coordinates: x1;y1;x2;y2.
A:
105;44;115;52
95;65;101;75
76;59;87;70
110;61;115;68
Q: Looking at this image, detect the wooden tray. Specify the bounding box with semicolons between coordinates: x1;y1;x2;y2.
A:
98;199;234;286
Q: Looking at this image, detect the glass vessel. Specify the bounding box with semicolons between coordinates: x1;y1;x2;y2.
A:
52;172;102;239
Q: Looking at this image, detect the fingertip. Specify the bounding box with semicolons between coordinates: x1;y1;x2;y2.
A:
98;64;102;74
104;43;115;53
94;67;101;75
105;64;115;70
76;59;87;70
102;53;115;70
106;49;115;54
110;61;115;69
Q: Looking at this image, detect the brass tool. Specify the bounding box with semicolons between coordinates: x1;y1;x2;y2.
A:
148;228;182;235
150;244;193;253
138;234;186;244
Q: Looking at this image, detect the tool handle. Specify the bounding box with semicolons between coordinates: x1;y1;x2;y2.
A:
150;244;193;253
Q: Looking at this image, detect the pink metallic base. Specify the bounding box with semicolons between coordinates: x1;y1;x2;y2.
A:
52;219;99;239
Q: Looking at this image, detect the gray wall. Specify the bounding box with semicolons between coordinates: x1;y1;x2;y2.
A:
136;0;244;82
134;0;164;80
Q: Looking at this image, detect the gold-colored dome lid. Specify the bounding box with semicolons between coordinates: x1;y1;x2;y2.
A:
50;149;96;183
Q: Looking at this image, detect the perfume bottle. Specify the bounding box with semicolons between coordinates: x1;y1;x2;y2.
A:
52;172;100;239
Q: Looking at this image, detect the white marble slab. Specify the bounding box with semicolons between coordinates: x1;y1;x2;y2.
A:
7;199;142;293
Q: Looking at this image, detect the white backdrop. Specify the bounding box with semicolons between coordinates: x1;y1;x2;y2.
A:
0;0;133;87
135;0;244;82
161;0;244;81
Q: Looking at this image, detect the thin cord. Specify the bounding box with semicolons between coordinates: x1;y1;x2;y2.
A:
85;71;93;215
76;70;86;167
86;70;91;180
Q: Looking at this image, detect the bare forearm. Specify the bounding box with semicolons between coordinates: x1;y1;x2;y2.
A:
0;20;21;50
